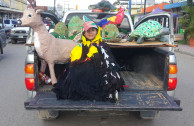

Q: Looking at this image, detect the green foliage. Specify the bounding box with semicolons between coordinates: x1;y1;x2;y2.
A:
179;5;194;40
178;40;189;45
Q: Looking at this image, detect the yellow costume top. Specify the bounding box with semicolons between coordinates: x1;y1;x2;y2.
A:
70;27;102;62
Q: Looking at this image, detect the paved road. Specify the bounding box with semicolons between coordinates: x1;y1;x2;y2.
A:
0;43;194;126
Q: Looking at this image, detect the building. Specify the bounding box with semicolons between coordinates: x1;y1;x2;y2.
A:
133;3;170;24
114;0;154;15
163;0;194;34
0;0;27;19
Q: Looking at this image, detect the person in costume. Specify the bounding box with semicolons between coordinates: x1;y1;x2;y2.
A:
52;16;124;102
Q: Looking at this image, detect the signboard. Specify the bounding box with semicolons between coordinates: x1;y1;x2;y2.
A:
137;9;142;13
36;0;54;7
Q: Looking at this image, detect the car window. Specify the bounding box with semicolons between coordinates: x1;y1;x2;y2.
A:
12;20;18;25
43;20;49;24
4;20;10;24
65;13;131;33
135;15;170;29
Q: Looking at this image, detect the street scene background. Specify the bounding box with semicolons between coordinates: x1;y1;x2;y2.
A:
1;0;194;126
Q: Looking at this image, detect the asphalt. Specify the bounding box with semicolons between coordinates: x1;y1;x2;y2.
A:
174;44;194;57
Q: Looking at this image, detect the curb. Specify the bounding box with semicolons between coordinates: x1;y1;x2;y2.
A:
174;47;194;57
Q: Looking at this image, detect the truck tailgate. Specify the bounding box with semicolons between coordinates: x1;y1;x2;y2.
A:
25;91;181;111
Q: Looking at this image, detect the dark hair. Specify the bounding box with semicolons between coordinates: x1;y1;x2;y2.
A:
70;44;90;66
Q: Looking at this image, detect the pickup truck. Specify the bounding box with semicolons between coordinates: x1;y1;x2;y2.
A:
24;10;182;120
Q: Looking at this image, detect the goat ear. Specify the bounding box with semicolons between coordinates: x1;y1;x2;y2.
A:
36;9;44;14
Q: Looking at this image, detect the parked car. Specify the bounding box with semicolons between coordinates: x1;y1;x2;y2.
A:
43;19;55;30
0;28;7;54
3;19;18;38
43;20;51;29
4;19;18;29
10;26;30;44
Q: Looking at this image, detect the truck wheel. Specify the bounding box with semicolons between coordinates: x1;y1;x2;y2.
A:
0;43;3;54
140;111;160;119
11;39;17;44
38;110;59;120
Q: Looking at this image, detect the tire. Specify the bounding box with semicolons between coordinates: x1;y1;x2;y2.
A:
38;110;59;120
11;39;17;44
140;111;160;119
0;43;3;54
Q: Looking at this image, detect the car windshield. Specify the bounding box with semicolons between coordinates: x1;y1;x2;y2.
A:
65;13;131;33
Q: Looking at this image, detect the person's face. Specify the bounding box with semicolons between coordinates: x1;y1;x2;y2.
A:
84;28;98;40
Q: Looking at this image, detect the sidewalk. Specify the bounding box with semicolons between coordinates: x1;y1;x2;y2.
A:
174;44;194;57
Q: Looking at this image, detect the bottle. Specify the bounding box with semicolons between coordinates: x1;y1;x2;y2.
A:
39;71;52;85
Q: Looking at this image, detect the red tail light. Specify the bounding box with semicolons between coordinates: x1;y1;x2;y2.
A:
168;78;177;91
25;78;35;90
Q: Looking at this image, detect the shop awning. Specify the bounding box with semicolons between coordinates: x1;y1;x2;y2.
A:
163;1;187;9
0;6;23;13
141;7;178;18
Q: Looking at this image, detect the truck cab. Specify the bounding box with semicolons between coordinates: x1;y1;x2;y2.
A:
24;10;181;120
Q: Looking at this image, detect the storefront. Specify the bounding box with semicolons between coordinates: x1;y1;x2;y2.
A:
0;6;23;19
163;1;194;34
134;3;170;24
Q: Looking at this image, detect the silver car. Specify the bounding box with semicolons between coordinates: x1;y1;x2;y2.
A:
10;27;30;44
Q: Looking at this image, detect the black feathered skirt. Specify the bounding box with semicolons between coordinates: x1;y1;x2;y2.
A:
52;42;124;102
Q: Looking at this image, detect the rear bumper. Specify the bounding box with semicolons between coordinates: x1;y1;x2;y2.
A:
25;91;182;111
10;34;28;40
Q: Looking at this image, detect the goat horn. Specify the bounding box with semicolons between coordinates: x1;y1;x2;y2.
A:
27;0;37;9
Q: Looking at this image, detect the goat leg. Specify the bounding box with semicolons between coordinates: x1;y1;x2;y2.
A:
40;60;47;73
48;63;57;84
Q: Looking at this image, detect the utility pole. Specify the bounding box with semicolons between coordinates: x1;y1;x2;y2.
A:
54;0;56;13
129;0;131;15
187;0;192;6
144;0;146;15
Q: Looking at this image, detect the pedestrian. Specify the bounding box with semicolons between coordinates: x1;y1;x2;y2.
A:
52;16;124;102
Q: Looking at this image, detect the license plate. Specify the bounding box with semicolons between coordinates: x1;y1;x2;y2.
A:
19;35;23;38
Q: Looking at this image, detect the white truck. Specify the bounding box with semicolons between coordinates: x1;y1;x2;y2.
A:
24;10;182;120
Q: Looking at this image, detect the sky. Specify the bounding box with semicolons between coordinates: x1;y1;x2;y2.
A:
36;0;116;10
36;0;170;10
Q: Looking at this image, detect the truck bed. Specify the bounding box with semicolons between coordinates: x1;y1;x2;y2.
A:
37;47;169;92
106;41;177;48
120;71;163;91
38;71;163;92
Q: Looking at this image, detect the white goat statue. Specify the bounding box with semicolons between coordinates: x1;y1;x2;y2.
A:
20;0;77;84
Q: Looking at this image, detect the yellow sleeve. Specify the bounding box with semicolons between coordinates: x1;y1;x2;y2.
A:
70;44;82;62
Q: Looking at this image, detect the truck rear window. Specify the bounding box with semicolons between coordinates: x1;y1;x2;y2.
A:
65;13;131;33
